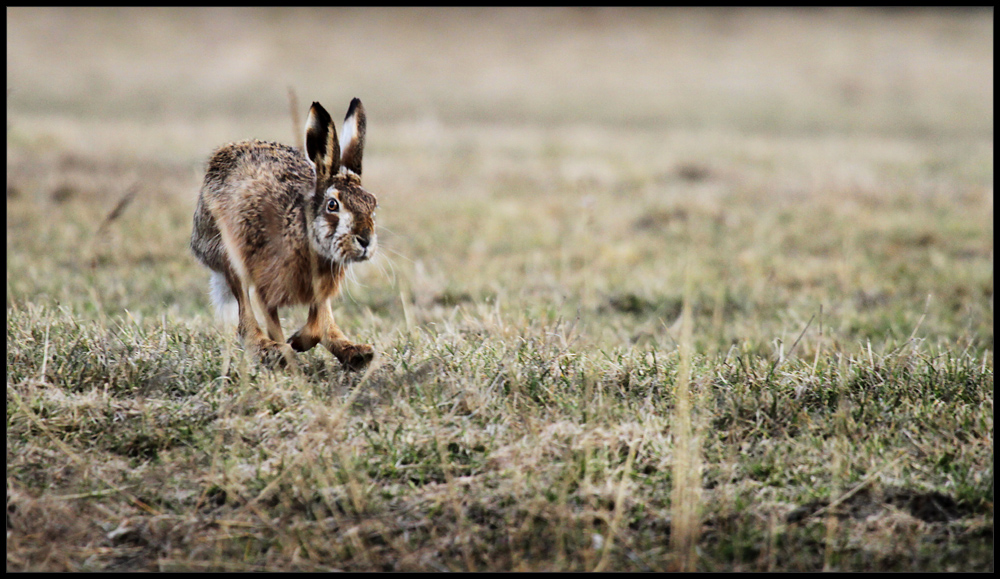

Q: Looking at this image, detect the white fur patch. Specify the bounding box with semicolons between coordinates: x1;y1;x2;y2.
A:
335;208;354;236
209;271;238;326
340;114;356;158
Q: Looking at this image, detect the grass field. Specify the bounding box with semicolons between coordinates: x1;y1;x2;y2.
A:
6;7;993;571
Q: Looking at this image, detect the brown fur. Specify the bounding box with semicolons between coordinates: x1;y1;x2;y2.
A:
190;100;378;371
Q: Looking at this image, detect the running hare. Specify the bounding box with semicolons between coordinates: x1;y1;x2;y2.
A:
191;99;377;371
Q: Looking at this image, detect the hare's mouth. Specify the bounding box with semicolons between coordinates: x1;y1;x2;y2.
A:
331;233;376;264
346;237;376;262
357;243;376;262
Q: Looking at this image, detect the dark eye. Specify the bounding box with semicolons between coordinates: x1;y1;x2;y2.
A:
326;198;339;213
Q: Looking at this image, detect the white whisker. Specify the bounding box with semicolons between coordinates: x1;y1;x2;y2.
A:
374;254;391;284
379;244;414;265
348;263;367;290
373;251;397;285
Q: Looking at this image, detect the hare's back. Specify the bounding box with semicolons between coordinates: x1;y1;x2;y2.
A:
203;140;314;200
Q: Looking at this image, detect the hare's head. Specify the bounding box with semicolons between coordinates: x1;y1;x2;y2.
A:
305;99;378;264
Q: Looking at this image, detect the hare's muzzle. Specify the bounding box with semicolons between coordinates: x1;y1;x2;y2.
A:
354;230;376;261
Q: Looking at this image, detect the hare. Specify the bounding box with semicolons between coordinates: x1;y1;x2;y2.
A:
191;98;378;371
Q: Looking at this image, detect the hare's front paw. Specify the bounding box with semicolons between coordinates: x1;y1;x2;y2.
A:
334;343;374;372
253;339;297;369
288;329;321;353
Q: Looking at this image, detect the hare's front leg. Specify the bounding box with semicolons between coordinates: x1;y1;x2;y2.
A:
288;302;322;353
289;300;373;371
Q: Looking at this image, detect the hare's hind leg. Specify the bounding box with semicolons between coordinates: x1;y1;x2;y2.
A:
226;271;296;368
262;305;286;344
289;300;373;371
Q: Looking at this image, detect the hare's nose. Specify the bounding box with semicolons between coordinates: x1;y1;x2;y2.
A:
357;233;371;248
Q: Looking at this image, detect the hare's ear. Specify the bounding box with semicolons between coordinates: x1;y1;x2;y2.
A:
305;102;340;186
339;98;366;177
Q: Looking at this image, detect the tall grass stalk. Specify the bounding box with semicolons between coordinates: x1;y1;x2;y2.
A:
669;258;701;571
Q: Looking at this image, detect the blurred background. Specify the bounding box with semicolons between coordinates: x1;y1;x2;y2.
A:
6;7;993;347
8;8;993;149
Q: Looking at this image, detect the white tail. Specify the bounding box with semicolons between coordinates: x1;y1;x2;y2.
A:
209;271;239;326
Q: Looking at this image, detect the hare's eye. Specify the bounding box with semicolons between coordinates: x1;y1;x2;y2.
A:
326;198;339;213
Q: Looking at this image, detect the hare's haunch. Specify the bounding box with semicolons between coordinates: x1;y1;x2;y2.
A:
191;99;377;371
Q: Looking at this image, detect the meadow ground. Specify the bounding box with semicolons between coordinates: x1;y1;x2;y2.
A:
6;8;993;571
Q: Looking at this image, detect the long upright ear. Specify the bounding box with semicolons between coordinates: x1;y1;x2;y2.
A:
339;98;366;177
305;102;340;186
